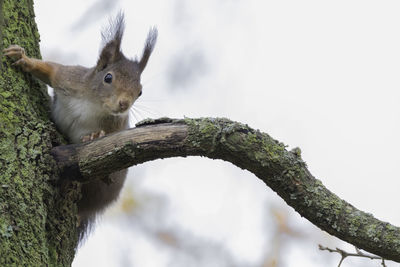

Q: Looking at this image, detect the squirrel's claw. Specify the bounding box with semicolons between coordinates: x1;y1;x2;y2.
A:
81;130;106;143
3;45;26;59
13;58;28;68
3;45;33;71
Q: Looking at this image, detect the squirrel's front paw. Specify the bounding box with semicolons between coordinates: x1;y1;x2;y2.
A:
81;130;106;143
3;45;32;70
4;45;26;60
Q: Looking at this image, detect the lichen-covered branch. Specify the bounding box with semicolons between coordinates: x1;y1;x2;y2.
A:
51;117;400;262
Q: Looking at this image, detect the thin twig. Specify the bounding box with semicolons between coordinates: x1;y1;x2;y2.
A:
318;244;387;267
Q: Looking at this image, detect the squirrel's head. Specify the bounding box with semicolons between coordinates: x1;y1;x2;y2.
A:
91;12;157;116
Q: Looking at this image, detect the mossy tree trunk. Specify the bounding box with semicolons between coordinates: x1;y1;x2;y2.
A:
0;1;77;266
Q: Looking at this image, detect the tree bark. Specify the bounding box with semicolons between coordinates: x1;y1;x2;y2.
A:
0;1;77;266
53;118;400;262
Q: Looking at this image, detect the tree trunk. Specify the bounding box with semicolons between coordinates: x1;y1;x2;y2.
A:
0;1;77;266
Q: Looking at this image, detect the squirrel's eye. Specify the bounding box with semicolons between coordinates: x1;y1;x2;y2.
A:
104;73;113;83
138;91;142;97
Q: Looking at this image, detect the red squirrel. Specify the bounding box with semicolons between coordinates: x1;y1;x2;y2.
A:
4;12;157;240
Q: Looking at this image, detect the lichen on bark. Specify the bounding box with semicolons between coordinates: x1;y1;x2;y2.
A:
0;1;77;266
53;117;400;262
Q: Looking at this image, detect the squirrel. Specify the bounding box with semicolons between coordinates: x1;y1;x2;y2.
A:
4;12;157;240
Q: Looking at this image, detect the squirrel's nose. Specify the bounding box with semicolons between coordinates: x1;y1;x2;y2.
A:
119;99;130;111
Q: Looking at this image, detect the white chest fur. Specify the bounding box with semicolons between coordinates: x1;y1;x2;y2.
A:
52;94;107;143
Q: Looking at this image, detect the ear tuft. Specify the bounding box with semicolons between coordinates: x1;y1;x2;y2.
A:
101;11;125;47
96;11;125;71
139;27;158;73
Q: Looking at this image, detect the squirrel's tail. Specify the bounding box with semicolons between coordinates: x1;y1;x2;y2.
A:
77;216;95;247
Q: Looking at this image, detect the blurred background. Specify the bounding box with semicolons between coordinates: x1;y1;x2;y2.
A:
34;0;400;266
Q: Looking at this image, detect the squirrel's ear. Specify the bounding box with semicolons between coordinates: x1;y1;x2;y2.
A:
138;27;158;73
96;12;125;71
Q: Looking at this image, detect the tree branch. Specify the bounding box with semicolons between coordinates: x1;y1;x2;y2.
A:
319;245;387;267
51;117;400;262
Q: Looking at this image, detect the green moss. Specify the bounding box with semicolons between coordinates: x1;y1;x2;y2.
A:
181;117;400;260
185;117;222;153
0;1;76;266
135;117;173;127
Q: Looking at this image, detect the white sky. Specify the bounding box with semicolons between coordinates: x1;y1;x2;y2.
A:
34;1;400;266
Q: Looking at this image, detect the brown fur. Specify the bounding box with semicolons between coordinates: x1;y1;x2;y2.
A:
4;12;157;242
